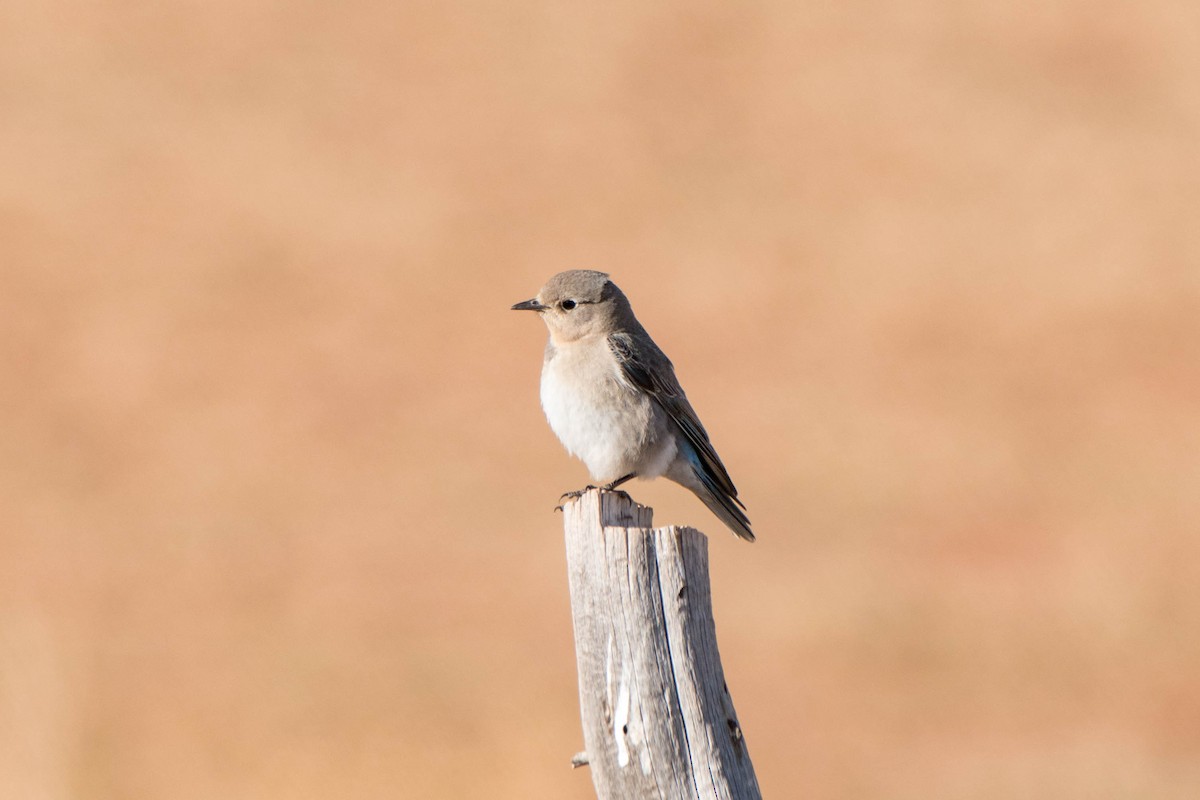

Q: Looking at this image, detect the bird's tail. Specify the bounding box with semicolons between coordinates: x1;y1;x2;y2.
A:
675;445;755;542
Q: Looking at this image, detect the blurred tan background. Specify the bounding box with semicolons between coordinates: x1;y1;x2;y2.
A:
2;2;1199;798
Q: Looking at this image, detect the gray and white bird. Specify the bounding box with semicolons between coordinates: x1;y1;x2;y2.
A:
512;270;754;541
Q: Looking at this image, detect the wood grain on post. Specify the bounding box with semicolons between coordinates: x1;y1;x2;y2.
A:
562;489;762;800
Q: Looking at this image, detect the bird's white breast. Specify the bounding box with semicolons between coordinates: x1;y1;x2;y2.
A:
540;338;671;482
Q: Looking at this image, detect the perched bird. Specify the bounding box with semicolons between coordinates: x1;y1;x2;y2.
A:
512;270;754;541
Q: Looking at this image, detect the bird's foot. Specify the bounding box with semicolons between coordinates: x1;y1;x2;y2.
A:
559;485;597;502
554;485;597;512
554;484;635;512
599;487;633;503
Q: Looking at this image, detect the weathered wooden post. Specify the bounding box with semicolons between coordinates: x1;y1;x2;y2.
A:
561;488;762;800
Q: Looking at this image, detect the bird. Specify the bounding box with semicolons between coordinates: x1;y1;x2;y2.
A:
512;270;754;541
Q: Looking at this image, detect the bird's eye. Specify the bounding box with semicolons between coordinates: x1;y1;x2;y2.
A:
560;299;577;311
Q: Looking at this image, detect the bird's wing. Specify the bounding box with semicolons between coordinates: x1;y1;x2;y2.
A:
608;331;744;506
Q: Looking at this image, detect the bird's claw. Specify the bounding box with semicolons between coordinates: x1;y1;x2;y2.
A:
554;485;597;512
559;485;597;503
553;484;634;512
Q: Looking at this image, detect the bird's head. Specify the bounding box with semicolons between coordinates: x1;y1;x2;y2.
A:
511;270;630;343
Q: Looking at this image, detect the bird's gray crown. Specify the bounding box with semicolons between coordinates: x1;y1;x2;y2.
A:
539;270;613;306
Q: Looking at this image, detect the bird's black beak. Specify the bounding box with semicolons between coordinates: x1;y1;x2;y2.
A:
511;298;545;312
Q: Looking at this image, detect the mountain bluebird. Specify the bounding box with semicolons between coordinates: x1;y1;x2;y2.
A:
512;270;754;541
